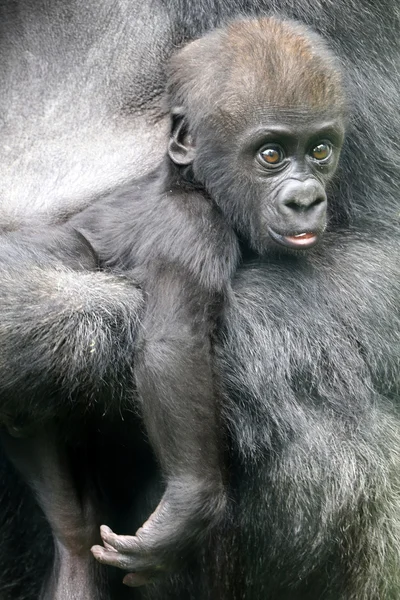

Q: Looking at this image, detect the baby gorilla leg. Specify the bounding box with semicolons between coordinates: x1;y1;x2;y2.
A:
91;280;226;584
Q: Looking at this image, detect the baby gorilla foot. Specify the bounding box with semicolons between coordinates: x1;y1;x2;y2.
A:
91;477;226;586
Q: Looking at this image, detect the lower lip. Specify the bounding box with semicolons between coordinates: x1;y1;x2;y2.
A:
268;228;319;249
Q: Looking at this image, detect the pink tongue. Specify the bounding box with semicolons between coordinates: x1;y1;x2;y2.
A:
284;232;317;245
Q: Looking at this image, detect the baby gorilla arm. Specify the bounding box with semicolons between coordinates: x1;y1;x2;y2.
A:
91;267;227;584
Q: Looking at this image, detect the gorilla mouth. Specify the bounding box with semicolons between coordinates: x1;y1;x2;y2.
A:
268;228;319;249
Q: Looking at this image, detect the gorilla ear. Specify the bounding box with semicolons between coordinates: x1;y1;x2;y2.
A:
168;110;196;166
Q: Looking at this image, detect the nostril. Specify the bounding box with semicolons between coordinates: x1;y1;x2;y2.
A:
285;196;326;212
285;201;303;213
312;196;326;208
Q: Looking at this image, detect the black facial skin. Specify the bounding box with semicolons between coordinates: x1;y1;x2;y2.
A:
192;115;345;252
253;121;343;248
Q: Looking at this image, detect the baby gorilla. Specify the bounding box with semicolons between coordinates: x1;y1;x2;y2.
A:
69;17;347;585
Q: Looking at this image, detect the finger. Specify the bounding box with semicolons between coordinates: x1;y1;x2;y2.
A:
91;545;158;572
103;540;117;552
100;524;142;553
91;546;133;569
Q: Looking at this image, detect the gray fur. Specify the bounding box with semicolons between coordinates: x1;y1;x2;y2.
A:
0;0;398;599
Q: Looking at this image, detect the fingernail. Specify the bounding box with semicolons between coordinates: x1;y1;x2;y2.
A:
123;573;148;587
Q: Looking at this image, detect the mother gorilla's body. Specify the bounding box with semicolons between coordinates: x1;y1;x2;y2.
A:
0;1;399;599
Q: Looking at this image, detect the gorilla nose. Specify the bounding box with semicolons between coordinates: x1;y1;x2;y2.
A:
278;179;327;216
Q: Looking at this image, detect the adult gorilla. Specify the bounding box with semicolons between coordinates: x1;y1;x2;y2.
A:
0;1;399;600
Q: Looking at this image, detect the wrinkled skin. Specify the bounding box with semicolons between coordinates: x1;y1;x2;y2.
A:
0;1;399;600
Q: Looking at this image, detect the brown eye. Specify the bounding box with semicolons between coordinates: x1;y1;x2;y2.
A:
259;144;285;166
311;142;332;162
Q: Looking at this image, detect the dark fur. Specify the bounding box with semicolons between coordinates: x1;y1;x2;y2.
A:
58;16;346;585
0;1;398;599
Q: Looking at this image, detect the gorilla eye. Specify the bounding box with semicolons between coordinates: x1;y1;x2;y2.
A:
310;142;332;162
258;144;285;167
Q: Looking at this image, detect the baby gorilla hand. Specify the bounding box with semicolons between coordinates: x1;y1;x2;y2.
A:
91;477;226;586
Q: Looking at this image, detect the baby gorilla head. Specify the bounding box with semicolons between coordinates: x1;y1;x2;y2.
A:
167;17;347;253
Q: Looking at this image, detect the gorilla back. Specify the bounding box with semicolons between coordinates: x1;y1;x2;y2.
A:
0;1;398;600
